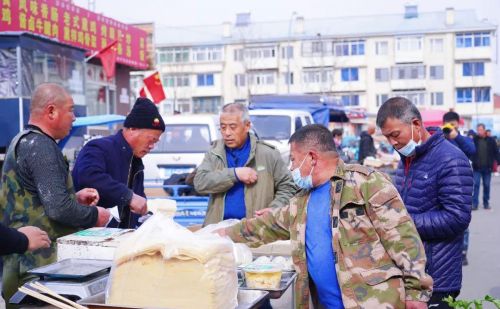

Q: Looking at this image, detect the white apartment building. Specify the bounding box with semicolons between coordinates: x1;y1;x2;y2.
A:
144;5;496;118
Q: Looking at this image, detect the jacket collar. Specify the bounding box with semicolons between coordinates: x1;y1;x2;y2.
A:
331;159;347;181
116;129;134;158
211;134;257;164
402;130;444;159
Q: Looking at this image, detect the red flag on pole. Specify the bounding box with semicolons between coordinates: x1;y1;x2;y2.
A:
139;87;147;98
143;71;166;104
98;40;118;81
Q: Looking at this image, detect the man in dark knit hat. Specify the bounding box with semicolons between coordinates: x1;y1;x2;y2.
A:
72;97;165;228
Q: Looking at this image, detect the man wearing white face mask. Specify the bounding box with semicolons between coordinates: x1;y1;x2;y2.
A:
377;97;473;309
217;124;432;309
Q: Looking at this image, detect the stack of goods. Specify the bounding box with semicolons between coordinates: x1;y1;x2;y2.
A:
106;214;238;309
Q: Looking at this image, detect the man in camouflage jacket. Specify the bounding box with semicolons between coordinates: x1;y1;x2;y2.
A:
221;125;432;309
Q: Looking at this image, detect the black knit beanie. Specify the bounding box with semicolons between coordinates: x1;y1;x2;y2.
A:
124;97;165;132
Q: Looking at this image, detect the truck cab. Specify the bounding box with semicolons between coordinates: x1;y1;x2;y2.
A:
249;109;314;163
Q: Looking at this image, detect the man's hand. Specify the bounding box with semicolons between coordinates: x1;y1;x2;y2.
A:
235;167;258;185
255;208;272;216
95;206;111;227
76;188;99;206
405;300;427;309
129;193;148;215
448;127;458;139
18;226;51;252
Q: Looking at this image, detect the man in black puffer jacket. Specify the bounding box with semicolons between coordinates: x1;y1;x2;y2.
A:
377;97;473;309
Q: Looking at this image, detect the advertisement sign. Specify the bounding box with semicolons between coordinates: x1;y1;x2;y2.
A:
0;0;148;69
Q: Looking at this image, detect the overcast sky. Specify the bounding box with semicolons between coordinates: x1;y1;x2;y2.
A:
73;0;498;27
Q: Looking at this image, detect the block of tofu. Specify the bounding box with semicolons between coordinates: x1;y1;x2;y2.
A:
106;215;238;309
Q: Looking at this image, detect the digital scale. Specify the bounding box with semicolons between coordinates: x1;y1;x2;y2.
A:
9;258;112;306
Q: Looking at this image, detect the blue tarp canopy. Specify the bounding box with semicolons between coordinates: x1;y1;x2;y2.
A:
59;114;125;148
249;95;349;126
72;114;126;127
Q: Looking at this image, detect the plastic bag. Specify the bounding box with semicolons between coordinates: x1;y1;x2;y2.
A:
196;219;253;266
105;212;238;309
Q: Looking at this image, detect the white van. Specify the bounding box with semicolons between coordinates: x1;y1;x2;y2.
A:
249;109;314;163
142;114;221;181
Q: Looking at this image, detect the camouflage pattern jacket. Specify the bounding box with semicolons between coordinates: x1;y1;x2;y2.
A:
227;161;433;309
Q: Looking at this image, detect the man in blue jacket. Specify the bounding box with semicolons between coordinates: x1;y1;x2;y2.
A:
442;111;475;266
377;97;473;309
72;98;165;228
442;111;476;160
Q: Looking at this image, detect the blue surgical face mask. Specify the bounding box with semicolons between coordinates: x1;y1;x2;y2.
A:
291;155;314;190
396;124;422;157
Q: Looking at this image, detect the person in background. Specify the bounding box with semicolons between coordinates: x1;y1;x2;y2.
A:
357;123;377;165
218;124;432;309
0;83;110;306
471;124;499;210
442;111;475;266
377;97;472;309
72;97;165;229
442;111;476;160
194;103;296;226
331;128;350;162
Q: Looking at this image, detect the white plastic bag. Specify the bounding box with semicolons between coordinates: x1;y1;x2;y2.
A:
196;219;253;266
105;213;238;309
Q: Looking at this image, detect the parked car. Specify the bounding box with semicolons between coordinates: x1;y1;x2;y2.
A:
249;109;314;163
142;114;221;181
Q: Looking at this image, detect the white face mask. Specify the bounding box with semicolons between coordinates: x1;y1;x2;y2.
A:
396;124;422;157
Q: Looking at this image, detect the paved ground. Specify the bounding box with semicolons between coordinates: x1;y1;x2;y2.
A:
2;178;500;309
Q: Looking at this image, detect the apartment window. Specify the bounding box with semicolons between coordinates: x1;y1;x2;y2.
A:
302;40;333;57
376;94;389;107
303;69;333;83
163;75;190;87
391;65;425;79
283;72;294;85
341;68;359;81
234;74;246;87
457;87;491;103
396;36;422;51
430;65;444;80
395;91;426;105
475;87;491;102
197;74;214;86
192;46;223;62
281;46;294;59
192;97;222;113
248;71;275;85
430;92;444;106
245;46;276;59
174;99;191;113
334;40;365;56
375;68;389;82
234;49;244;61
463;62;485;76
375;41;388;55
430;38;444;52
157;47;189;63
456;32;491;48
341;94;359;106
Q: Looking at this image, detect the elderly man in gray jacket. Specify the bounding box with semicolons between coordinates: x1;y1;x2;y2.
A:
195;103;296;226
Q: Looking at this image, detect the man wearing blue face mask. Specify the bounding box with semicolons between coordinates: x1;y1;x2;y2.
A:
377;97;473;309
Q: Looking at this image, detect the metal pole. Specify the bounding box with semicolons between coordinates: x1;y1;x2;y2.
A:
286;12;297;94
